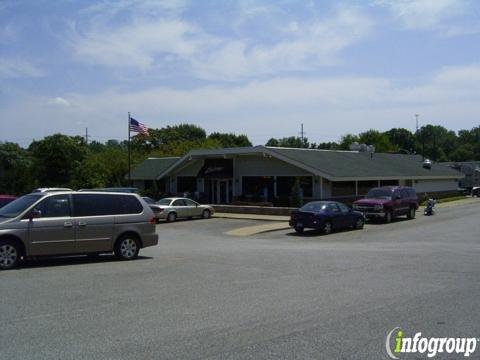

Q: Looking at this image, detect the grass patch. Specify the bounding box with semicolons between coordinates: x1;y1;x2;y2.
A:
420;196;467;206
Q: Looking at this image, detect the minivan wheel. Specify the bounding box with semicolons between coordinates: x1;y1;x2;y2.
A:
202;209;211;219
167;212;177;222
115;235;140;260
407;207;416;219
0;240;20;270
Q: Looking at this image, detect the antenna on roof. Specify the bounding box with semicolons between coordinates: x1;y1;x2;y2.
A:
299;123;305;148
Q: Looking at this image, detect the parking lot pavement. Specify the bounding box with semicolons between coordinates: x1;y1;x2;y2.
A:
1;201;479;359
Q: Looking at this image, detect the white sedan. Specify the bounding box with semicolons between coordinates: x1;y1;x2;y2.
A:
149;197;214;222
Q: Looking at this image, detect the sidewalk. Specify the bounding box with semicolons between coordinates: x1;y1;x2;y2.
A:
213;212;290;222
224;222;291;237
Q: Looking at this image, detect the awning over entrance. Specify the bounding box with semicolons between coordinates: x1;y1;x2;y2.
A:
197;159;233;178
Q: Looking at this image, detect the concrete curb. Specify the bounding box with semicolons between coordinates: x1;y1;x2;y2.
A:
213;213;290;222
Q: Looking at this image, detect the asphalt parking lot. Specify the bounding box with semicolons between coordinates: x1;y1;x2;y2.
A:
1;200;479;359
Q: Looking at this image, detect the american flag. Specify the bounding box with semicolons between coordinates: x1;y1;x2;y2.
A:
129;118;149;135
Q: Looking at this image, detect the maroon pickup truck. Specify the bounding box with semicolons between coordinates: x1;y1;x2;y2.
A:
352;186;418;223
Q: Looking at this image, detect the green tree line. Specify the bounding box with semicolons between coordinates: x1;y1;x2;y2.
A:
1;123;478;196
0;124;251;195
267;125;480;161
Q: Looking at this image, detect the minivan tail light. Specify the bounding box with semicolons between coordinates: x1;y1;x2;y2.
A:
150;217;157;224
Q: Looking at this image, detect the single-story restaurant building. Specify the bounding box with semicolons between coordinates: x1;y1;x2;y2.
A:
130;146;463;204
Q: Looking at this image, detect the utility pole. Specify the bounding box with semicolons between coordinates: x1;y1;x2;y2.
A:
300;123;305;148
415;114;419;132
85;128;89;145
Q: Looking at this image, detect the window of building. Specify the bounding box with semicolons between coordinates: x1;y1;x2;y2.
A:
379;180;399;186
357;181;378;195
177;176;197;193
331;182;356;197
276;176;313;197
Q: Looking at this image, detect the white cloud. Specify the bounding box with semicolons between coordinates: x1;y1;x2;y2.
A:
192;6;373;80
69;3;373;80
47;97;71;107
375;0;470;32
72;20;213;70
0;57;44;78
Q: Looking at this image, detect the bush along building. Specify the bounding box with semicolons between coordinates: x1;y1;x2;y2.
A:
130;146;463;205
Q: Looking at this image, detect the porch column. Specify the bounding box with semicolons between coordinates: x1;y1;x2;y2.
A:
273;176;277;197
320;177;324;199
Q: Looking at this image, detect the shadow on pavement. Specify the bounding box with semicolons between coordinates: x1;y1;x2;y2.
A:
16;254;152;270
364;217;411;226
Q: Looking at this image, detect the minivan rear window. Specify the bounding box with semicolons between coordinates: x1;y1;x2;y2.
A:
73;194;143;216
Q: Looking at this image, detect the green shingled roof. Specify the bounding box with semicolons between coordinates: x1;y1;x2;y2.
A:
266;147;462;180
130;157;179;180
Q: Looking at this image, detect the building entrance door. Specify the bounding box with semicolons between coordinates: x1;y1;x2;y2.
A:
208;179;233;204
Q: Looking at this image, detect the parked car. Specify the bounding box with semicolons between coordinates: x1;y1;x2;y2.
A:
0;195;17;208
471;187;480;197
142;196;156;204
152;197;214;222
0;191;158;270
352;186;419;223
289;201;365;234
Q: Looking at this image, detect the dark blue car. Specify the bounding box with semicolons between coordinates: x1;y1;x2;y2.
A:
289;201;365;234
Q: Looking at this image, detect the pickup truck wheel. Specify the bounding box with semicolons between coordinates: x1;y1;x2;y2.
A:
294;226;304;234
323;221;332;235
407;207;416;219
384;210;392;223
0;240;20;270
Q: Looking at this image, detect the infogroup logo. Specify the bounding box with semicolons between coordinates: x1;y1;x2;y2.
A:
385;327;478;359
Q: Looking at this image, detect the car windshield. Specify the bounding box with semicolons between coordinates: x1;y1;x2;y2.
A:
300;202;328;213
0;194;44;218
157;198;173;206
366;189;393;199
142;197;155;204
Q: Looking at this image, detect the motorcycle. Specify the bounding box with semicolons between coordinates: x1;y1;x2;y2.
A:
424;198;436;216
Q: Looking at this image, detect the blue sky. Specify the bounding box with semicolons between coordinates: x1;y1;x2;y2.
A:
1;0;479;146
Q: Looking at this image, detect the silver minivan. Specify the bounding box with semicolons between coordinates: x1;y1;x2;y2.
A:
0;191;158;270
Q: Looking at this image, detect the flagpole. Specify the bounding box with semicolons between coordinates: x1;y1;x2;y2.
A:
128;112;131;186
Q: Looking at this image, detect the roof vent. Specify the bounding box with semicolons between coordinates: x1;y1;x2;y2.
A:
423;159;432;169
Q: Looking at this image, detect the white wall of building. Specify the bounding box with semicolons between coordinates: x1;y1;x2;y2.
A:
414;179;458;193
